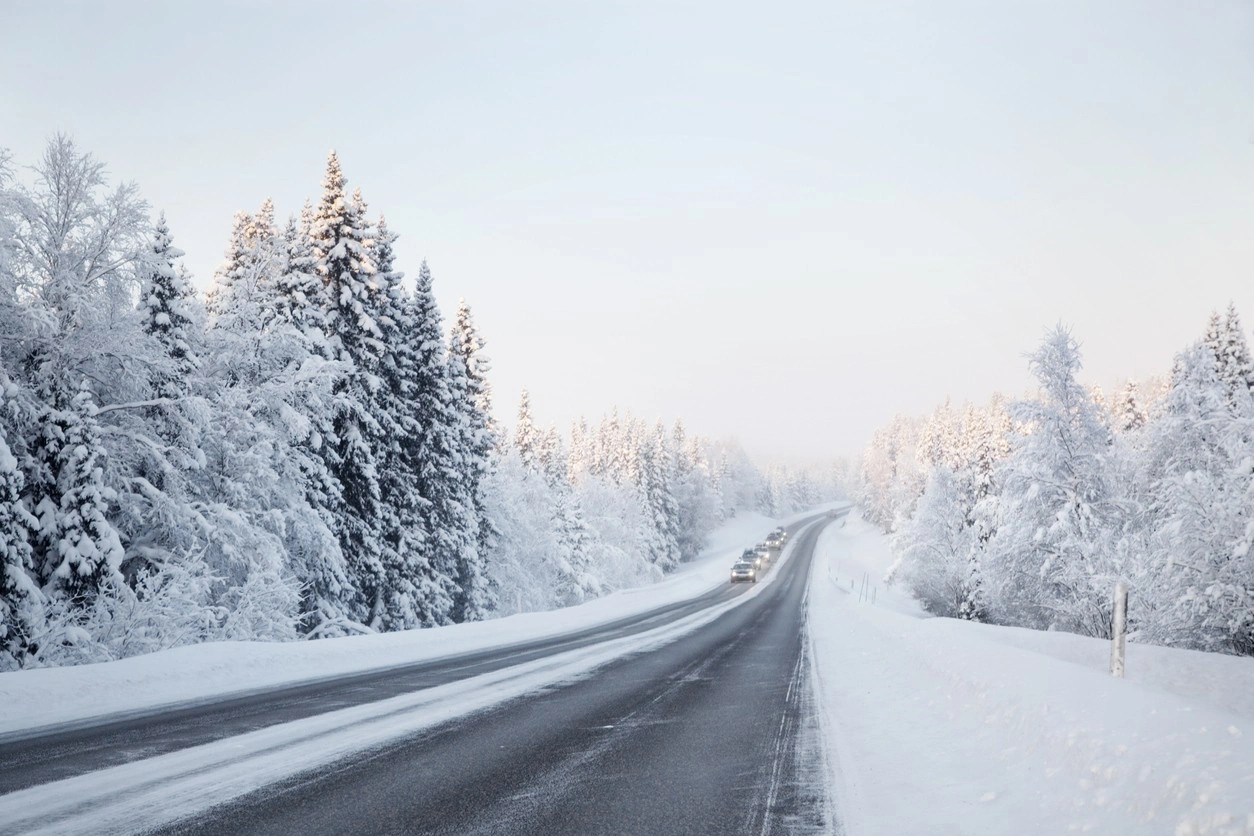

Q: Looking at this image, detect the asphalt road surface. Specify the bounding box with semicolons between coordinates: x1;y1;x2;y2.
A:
166;514;840;836
0;518;832;798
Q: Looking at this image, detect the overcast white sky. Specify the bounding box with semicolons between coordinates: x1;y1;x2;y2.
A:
4;1;1254;463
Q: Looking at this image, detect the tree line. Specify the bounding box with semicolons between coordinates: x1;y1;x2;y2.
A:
0;136;836;670
858;310;1254;655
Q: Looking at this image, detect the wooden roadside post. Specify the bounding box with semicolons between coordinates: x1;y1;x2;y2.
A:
1110;581;1128;678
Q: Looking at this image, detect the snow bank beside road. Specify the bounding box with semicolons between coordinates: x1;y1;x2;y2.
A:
808;514;1254;835
1;510;805;738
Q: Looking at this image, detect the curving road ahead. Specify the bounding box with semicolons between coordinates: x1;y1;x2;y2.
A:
168;514;840;836
0;510;844;835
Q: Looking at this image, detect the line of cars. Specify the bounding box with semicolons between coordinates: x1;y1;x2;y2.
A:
729;527;789;584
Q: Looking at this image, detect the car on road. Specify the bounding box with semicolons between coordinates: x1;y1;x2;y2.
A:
754;543;772;561
766;531;785;550
730;561;757;583
742;548;765;569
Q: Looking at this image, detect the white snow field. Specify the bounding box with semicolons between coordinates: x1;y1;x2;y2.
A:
0;510;820;738
808;513;1254;836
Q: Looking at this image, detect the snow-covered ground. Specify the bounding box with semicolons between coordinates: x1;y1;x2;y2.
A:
807;513;1254;836
0;509;813;738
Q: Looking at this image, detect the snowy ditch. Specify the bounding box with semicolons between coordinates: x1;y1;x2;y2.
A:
0;519;826;835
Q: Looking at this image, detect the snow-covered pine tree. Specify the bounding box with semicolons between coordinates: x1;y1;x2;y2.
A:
514;389;541;472
0;378;43;669
363;216;433;631
205;209;254;325
309;152;387;627
275;200;328;344
399;260;468;625
603;408;636;485
568;417;593;482
206;201;284;335
1115;380;1149;434
669;420;718;560
1088;384;1111;431
37;380;126;604
539;427;602;606
715;450;732;518
139;213;198;399
636;421;682;572
918;399;959;470
133;211;206;491
1216;303;1254;416
447;298;498;621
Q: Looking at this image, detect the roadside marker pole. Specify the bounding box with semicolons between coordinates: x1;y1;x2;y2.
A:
1110;581;1128;678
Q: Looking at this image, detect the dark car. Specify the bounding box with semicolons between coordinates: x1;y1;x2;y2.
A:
741;548;765;569
730;561;757;583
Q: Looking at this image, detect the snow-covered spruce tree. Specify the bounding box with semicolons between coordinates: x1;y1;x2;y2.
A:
0;377;44;670
1114;380;1148;434
363;217;426;630
308;155;390;628
1214;304;1254;416
568;417;592;482
36;380;126;604
206;200;284;336
206;211;251;320
765;464;788;516
275;201;327;340
634;422;682;573
669;420;719;560
858;415;925;532
599;408;638;486
918;399;960;471
447;298;498;620
481;442;563;615
514;389;541;471
983;326;1121;637
368;226;458;630
885;397;1007;622
714;450;732;518
139;212;199;399
134;211;206;500
396;260;469;626
539;426;602;605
